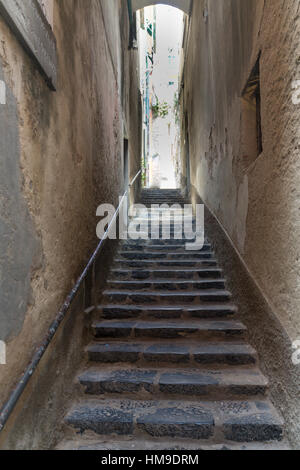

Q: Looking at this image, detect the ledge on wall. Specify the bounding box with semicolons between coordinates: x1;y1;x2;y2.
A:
0;0;57;90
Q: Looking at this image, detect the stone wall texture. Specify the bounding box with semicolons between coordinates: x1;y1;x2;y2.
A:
182;0;300;447
0;0;141;445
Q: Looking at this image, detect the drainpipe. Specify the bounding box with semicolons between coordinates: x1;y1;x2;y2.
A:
127;0;137;49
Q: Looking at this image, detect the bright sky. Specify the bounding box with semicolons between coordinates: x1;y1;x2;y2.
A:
152;5;184;103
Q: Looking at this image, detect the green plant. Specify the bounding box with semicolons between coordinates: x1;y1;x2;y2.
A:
152;98;170;119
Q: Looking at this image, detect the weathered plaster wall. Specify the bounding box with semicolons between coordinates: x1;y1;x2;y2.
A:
182;0;300;447
0;0;141;447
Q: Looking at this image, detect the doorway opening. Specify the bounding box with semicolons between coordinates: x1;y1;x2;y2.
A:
137;5;184;189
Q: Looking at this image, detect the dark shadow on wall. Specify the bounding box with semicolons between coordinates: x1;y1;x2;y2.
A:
0;61;42;343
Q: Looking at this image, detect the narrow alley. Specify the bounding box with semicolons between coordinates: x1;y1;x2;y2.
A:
0;0;299;452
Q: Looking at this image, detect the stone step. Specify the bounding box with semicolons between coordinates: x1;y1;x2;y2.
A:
125;232;201;239
133;221;189;227
140;198;185;201
114;259;218;268
118;252;214;260
141;193;184;197
140;196;188;199
129;224;198;230
140;196;188;200
141;190;182;194
120;243;212;252
107;279;226;291
65;398;283;443
57;437;290;451
140;200;186;203
102;289;232;304
78;367;268;398
140;198;189;201
137;201;186;205
111;268;223;280
125;238;208;246
98;303;237;320
131;220;196;226
92;319;246;340
121;237;203;245
132;214;194;218
142;203;190;208
135;210;188;215
87;341;257;366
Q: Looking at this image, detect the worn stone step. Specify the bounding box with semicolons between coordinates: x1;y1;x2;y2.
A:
141;190;183;194
136;201;191;204
98;304;237;320
130;225;199;231
135;210;188;216
140;197;189;200
141;198;189;202
57;437;290;450
65;398;283;442
141;193;186;196
78;367;268;398
118;252;214;260
140;198;184;201
133;219;190;225
135;215;189;220
132;213;195;218
102;289;232;304
111;268;223;281
131;221;197;228
114;259;218;268
141;189;182;192
125;232;202;240
137;201;186;205
141;196;189;200
142;204;190;208
140;196;188;200
92;319;246;340
87;341;257;366
107;279;226;291
125;238;208;246
133;216;195;220
120;243;212;252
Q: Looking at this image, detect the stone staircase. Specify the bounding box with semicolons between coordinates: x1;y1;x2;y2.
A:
57;189;287;450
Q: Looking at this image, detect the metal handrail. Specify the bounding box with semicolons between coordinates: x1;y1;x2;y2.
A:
0;169;142;433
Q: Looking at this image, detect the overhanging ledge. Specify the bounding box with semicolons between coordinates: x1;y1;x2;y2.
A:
0;0;57;90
